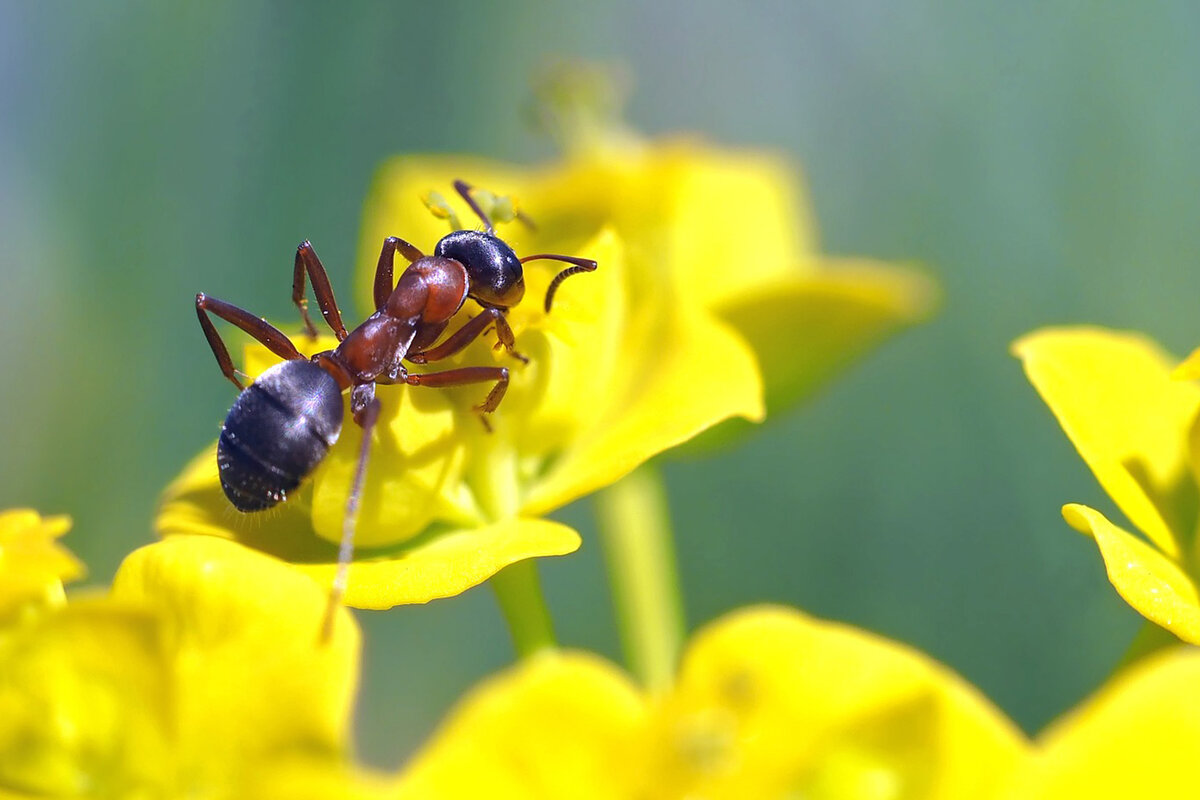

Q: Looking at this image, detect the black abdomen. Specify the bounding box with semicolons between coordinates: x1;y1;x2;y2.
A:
217;359;344;512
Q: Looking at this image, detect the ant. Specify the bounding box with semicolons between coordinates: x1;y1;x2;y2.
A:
195;180;596;631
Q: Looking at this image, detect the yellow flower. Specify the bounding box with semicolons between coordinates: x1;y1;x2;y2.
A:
160;163;765;609
160;86;929;610
0;532;386;798
1014;327;1200;642
394;606;1027;799
524;62;935;429
1003;647;1200;797
0;509;83;621
366;140;934;444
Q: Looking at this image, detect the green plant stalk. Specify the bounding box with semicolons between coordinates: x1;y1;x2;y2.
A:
491;559;557;658
596;465;684;692
474;434;557;659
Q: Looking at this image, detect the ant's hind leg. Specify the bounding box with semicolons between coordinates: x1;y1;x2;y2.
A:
321;384;380;642
196;293;304;390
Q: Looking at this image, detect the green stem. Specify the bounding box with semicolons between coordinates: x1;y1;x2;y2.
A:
596;465;685;692
473;434;556;658
491;559;557;658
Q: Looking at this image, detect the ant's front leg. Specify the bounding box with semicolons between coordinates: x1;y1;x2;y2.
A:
408;307;528;365
195;293;304;390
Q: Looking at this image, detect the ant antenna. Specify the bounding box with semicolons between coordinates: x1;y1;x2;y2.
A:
320;396;381;642
521;254;599;312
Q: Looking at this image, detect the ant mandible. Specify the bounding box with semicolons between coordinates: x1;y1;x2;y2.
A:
195;180;596;627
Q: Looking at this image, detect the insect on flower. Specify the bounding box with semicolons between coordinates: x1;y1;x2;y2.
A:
195;180;596;630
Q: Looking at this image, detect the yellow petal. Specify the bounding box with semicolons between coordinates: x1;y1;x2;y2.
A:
1063;503;1200;643
112;536;361;775
0;600;173;797
157;445;333;557
1171;343;1200;380
157;454;580;609
0;509;83;617
1014;327;1200;558
309;382;475;546
395;650;648;800
293;517;581;609
651;606;1027;800
522;306;763;516
1006;648;1200;797
641;141;817;304
717;260;936;419
246;757;400;800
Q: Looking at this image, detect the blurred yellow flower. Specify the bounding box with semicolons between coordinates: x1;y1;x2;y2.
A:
0;532;386;798
1015;327;1200;642
394;606;1027;799
0;509;83;620
1003;647;1200;797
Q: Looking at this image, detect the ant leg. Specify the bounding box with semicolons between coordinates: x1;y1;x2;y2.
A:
373;236;425;310
196;293;304;390
403;365;510;414
293;241;349;341
453;179;495;233
321;383;379;642
520;254;599;312
408;307;527;365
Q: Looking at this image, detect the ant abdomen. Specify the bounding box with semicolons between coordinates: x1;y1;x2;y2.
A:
217;359;344;511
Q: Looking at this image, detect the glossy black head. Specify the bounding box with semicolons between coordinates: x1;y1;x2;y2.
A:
217;359;344;512
434;229;525;309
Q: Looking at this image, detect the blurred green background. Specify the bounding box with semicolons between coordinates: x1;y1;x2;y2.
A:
3;2;1197;767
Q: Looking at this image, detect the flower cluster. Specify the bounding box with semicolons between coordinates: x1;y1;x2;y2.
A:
13;66;1198;798
0;515;386;797
395;606;1027;799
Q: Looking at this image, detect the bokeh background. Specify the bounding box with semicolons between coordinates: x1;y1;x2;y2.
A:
3;2;1198;767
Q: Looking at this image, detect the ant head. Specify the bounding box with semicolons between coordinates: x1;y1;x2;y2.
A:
434;230;526;309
